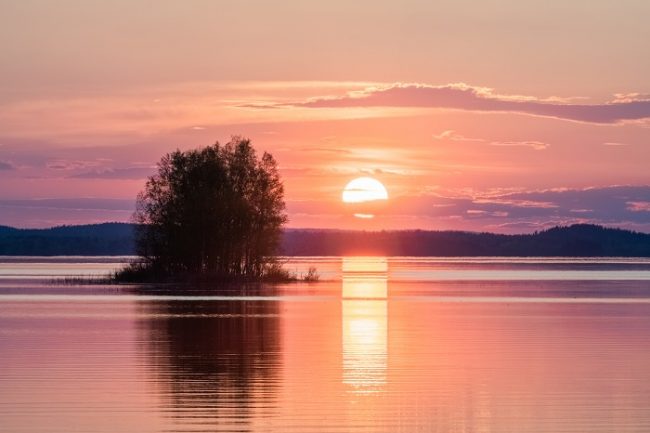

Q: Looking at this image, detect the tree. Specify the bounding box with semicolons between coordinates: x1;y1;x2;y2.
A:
133;137;287;280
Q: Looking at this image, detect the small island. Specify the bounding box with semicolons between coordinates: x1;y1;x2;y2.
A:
115;136;316;284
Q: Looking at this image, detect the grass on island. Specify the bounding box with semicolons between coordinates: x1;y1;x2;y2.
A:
51;275;114;285
111;261;319;284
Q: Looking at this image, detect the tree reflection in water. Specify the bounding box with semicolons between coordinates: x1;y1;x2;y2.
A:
138;296;281;431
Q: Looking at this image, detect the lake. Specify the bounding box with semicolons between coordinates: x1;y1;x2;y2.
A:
2;256;650;432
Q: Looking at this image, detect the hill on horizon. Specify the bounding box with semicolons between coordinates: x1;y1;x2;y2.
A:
0;223;649;257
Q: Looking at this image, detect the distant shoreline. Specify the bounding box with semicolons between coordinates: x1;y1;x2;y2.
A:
1;223;649;257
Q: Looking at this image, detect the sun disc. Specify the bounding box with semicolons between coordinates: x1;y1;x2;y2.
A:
342;177;389;203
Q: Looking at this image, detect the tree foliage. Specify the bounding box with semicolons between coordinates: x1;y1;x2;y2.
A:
134;137;287;279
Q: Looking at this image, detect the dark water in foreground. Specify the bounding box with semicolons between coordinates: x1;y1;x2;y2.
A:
2;257;650;432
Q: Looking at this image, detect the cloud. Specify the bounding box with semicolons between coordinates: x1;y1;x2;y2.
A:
0;160;14;170
454;186;650;222
627;201;650;212
298;146;354;155
420;185;650;232
286;185;650;233
0;198;135;211
3;188;650;232
432;130;485;142
290;83;650;124
488;141;550;150
613;93;650;103
472;198;558;209
71;167;156;180
0;198;135;228
433;130;550;150
46;159;102;171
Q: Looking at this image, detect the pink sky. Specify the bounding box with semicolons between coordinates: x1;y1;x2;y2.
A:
0;1;649;232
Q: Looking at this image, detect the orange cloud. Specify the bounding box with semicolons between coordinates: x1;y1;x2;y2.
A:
287;83;650;124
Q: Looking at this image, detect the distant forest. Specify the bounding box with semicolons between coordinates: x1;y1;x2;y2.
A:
1;223;649;256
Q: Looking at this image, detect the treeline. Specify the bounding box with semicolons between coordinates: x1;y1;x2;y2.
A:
282;224;650;256
0;223;136;255
0;223;649;256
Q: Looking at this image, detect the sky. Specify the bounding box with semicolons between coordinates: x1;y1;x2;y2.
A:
0;0;649;232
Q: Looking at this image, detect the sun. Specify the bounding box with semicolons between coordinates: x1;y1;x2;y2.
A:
342;177;388;219
342;177;389;203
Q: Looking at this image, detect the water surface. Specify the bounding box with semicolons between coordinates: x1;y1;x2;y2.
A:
2;257;650;432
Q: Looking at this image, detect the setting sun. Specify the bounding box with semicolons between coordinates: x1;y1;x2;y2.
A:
342;177;389;219
342;177;389;203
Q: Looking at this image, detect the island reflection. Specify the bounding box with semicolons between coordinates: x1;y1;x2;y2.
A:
138;297;281;431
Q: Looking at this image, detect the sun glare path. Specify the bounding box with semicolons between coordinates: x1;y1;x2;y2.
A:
342;257;388;392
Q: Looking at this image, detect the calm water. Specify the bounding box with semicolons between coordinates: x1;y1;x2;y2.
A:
2;257;650;432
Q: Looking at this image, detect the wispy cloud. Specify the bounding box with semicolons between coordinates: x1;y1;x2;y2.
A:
450;185;650;225
289;83;650;124
286;185;650;232
432;130;485;142
0;198;135;228
0;160;14;170
0;198;135;211
488;141;550;150
433;130;550;150
613;93;650;103
46;159;102;171
602;142;630;146
71;167;156;180
627;201;650;212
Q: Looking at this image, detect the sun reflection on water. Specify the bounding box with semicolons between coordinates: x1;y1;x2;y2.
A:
342;257;388;393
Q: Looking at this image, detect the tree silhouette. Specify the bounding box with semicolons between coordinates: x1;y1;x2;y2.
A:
133;137;287;279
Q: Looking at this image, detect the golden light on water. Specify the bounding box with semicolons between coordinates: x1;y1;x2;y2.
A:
341;257;388;393
342;256;388;299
